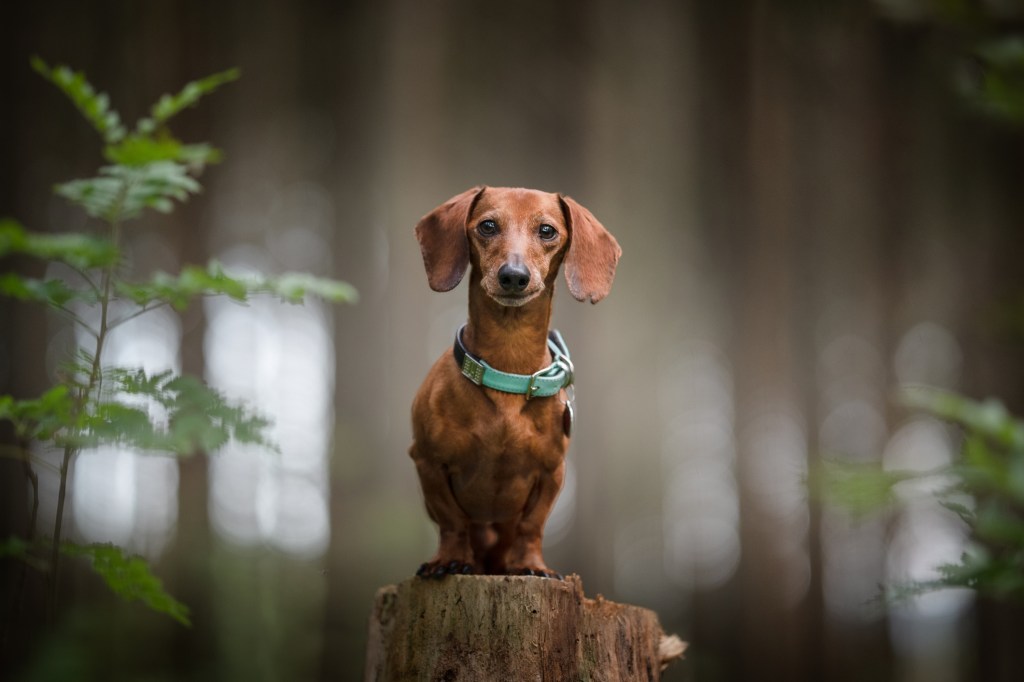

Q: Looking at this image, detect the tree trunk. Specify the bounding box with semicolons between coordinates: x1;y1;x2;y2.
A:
364;575;685;682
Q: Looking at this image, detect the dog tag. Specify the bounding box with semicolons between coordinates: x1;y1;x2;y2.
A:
562;401;574;438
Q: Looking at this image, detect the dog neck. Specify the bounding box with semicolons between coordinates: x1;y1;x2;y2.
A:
463;272;555;376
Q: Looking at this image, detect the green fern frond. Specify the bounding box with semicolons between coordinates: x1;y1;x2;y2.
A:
31;57;126;143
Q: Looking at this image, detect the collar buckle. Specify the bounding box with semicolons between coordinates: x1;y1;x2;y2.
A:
525;369;543;401
525;355;573;401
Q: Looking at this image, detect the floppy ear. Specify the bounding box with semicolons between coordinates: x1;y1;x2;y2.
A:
414;186;485;292
559;194;622;303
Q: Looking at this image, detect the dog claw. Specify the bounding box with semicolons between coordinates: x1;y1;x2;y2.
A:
515;567;563;580
416;560;475;579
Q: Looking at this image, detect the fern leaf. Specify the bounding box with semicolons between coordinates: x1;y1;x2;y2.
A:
0;219;119;269
899;386;1024;451
61;542;190;626
259;272;360;304
56;161;202;222
147;68;240;127
104;135;223;169
0;273;95;307
116;262;357;310
0;386;77;441
69;368;275;455
31;57;126;143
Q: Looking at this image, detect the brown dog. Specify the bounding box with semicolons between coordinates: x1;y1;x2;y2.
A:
410;186;621;579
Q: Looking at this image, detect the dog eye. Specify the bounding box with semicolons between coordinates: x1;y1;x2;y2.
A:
477;220;499;237
538;224;557;241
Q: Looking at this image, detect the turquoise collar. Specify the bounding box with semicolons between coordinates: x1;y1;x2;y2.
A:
453;324;574;399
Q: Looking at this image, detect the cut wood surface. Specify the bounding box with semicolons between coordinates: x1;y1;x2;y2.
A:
364;574;685;682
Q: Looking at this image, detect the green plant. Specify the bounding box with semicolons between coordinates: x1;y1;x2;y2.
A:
817;386;1024;602
956;36;1024;125
0;59;356;626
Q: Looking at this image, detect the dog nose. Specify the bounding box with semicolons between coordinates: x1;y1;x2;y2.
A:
498;262;531;292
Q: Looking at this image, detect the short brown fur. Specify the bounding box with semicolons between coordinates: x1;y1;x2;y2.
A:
411;186;621;578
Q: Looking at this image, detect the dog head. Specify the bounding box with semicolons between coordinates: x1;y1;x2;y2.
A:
415;186;621;306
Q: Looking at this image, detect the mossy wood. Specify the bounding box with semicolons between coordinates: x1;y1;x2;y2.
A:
364;574;685;681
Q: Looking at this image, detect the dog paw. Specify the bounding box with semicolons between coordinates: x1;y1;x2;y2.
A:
416;560;474;579
514;567;564;581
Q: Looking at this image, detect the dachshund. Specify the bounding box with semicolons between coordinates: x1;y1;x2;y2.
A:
410;186;621;579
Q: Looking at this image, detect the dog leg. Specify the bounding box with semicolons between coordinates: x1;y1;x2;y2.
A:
413;457;476;578
502;462;565;580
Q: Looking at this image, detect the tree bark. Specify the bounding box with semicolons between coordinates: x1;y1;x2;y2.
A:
364;574;685;682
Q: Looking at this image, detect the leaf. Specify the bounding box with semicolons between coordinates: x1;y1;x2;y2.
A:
116;262;357;309
160;374;273;454
103;134;183;166
935;549;1024;600
899;386;1024;451
0;273;94;308
57;349;96;390
103;135;223;169
0;386;78;441
260;272;359;304
882;547;1023;604
958;37;1024;125
110;367;175;400
1009;453;1024;504
79;402;155;448
52;176;124;221
147;68;240;126
0;219;119;269
70;368;274;455
972;501;1024;548
4;368;270;456
56;161;202;222
894;387;1024;602
939;499;977;526
61;542;190;625
31;57;126;143
176;143;223;167
116;263;248;310
812;458;931;518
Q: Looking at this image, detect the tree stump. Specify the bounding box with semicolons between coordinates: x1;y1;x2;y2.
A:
364;574;685;681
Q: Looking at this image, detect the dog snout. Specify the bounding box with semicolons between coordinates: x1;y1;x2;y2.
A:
497;261;531;293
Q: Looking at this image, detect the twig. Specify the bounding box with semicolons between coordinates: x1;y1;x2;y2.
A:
66;264;101;300
50;303;98;340
25;458;39;542
48;182;126;622
107;299;170;331
47;443;74;624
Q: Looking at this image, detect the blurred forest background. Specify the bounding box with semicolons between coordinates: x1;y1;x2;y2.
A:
3;0;1024;680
